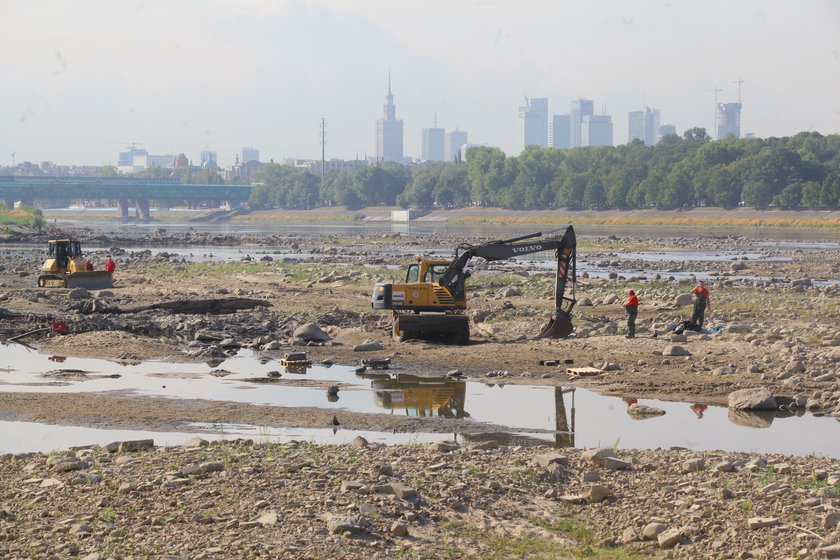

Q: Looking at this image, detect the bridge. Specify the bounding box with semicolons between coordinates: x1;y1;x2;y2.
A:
0;176;252;221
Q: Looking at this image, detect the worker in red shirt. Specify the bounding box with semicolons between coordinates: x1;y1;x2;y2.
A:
622;289;639;339
691;280;711;326
105;257;116;273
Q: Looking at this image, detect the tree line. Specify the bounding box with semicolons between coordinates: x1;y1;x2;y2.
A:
249;129;840;211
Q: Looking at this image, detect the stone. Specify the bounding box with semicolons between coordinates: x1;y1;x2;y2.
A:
581;470;600;483
747;517;780;530
432;441;460;453
353;341;384;352
728;387;778;410
324;514;363;535
388;483;418;500
674;293;694;306
603;456;631;470
351;436;368;448
817;543;840;559
681;458;705;473
67;287;90;300
293;323;331;342
642;522;667;540
582;448;617;467
627;403;666;418
621;527;638;543
785;360;806;373
586;484;611;503
664;345;691;356
184;437;209;448
533;453;568;468
257;510;278;526
118;439;155;452
390;521;409;536
657;527;682;549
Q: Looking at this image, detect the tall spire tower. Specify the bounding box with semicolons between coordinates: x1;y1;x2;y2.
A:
376;73;403;162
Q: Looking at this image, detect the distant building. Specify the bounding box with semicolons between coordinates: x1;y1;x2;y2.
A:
628;107;660;146
286;158;369;175
445;129;468;162
241;147;259;163
549;114;571;149
581;115;613;147
656;124;677;143
717;102;742;139
118;146;147;166
517;96;548;152
375;75;404;162
200;150;217;166
421;126;445;162
570;99;594;148
147;154;176;167
116;146;176;174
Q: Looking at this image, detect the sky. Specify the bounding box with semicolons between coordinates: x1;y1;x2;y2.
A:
2;0;840;167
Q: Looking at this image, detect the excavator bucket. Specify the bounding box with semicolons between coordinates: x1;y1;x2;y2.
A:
64;271;114;290
538;313;573;339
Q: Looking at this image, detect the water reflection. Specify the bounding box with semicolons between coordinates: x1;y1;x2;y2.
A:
371;374;467;419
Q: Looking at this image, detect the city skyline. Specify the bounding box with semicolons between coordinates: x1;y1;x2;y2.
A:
2;1;839;167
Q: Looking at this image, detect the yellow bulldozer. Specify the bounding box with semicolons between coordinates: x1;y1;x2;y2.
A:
37;239;114;289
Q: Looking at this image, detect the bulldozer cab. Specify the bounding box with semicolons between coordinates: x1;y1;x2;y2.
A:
48;240;81;269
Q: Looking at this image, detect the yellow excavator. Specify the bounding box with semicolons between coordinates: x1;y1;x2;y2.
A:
37;239;114;289
371;225;577;344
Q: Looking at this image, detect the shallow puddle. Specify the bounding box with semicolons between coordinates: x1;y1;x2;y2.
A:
0;343;838;457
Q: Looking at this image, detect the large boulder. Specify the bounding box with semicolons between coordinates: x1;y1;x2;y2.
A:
727;387;777;411
674;293;694;306
293;323;331;342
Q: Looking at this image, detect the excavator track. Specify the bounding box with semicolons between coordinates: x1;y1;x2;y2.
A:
394;313;470;345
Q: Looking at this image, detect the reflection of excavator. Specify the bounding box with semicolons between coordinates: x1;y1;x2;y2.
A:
371;225;576;344
372;374;468;418
37;239;114;289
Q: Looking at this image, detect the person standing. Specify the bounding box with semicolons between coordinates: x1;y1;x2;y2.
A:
105;257;116;273
691;280;711;326
622;289;639;338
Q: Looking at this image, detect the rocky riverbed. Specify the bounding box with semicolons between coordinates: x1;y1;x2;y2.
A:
1;222;840;557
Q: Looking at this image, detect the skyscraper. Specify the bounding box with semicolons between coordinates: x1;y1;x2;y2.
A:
241;147;259;163
446;129;468;162
421;125;445;162
549;114;571;149
628;107;660;146
657;124;677;142
517;96;548;152
717;102;742;139
570;99;594;148
375;75;404;163
581;115;613;147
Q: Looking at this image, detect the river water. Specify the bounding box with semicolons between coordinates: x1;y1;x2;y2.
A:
1;344;837;457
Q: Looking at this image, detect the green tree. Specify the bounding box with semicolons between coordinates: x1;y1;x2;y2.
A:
772;182;802;209
800;181;822;208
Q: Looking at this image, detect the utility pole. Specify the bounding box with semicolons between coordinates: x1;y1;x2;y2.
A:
706;85;722;139
733;76;744;103
319;117;327;180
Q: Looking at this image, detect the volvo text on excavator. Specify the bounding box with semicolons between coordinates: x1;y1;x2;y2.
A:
371;224;576;344
37;239;114;289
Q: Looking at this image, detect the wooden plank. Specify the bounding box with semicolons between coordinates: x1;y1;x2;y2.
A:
566;367;602;376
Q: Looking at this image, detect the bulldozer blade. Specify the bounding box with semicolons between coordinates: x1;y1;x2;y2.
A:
65;272;114;290
538;315;573;339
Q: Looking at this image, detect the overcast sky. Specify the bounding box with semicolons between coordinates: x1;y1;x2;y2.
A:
3;0;840;167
